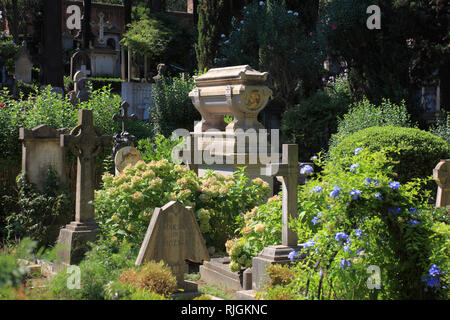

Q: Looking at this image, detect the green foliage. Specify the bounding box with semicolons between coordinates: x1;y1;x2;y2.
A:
150;74;199;136
137;134;183;163
0;238;36;291
231;149;449;299
95;159;271;252
321;0;449;116
329;98;412;149
429;111;450;144
195;0;227;70
121;13;194;69
281;90;351;160
219;0;325;106
0;35;19;72
48;242;135;300
329;126;450;194
2;170;73;248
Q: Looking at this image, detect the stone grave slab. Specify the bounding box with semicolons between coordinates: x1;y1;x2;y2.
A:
136;201;210;291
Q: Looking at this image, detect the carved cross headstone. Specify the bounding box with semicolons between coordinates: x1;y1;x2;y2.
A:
61;109;111;223
113;101;137;134
80;64;91;76
112;101;138;160
136;201;210;290
90;12;112;46
433;159;450;209
263;144;299;246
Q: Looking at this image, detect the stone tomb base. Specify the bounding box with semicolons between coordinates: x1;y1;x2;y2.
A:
199;257;244;291
251;245;304;290
56;222;99;268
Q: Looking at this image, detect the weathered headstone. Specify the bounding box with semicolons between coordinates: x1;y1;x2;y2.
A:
433;159;450;210
57;109;111;266
14;41;33;83
114;146;141;175
68;71;90;105
19;125;68;191
90;12;112;47
136;201;210;290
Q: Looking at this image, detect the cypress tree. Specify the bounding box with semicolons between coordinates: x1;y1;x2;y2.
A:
195;0;226;71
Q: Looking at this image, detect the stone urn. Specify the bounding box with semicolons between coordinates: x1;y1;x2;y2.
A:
189;65;273;133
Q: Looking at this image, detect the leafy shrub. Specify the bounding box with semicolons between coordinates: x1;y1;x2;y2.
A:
137;134;182;163
2;170;73;248
329;126;450;194
281;90;350;160
118;261;177;297
95;160;270;252
429;111;450;144
150;74;199;137
0;36;19;73
231;148;449;299
48;242;135;300
329;98;412;149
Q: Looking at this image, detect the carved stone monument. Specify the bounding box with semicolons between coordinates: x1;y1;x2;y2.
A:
187;65;278;193
57;109;111;266
136;201;210;291
433;159;450;210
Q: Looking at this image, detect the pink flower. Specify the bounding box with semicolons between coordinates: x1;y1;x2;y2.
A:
0;102;5;109
332;24;337;31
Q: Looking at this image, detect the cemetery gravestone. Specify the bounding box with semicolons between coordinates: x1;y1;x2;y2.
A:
433;159;450;210
14;41;33;84
19;125;68;192
57;109;111;266
112;101;138;169
136;201;210;290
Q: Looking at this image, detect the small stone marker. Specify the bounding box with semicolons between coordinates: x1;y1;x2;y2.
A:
14;41;33;83
114;146;141;175
433;159;450;210
19;125;68;191
57;109;111;266
136;201;210;290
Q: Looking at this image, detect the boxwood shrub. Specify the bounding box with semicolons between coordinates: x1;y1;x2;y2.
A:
329;126;450;194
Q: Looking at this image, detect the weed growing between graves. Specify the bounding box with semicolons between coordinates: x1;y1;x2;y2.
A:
229;148;449;299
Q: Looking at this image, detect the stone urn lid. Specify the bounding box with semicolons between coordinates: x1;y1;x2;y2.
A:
193;65;269;86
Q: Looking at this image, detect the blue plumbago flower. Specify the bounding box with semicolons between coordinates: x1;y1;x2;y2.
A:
293;12;299;16
354;147;363;155
221;34;226;38
311;155;318;160
288;250;298;261
409;207;418;214
422;276;441;288
329;185;341;198
304;239;316;248
355;229;363;239
311;212;323;225
287;10;293;14
312;185;322;193
356;248;363;255
343;243;352;253
429;265;441;277
388;207;401;215
335;232;349;242
408;220;420;225
349;189;362;199
374;193;382;200
350;163;360;172
340;259;352;270
259;1;264;5
389;181;400;190
364;178;379;186
300;164;314;175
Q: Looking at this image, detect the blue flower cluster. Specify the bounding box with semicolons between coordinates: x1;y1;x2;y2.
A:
364;178;379;186
350;163;360;173
422;264;442;289
354;147;363;156
374;193;382;200
312;185;322;193
300;164;314;175
349;189;361;200
330;185;341;198
340;258;352;270
389;181;400;190
335;232;349;242
388;207;401;215
311;212;323;225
